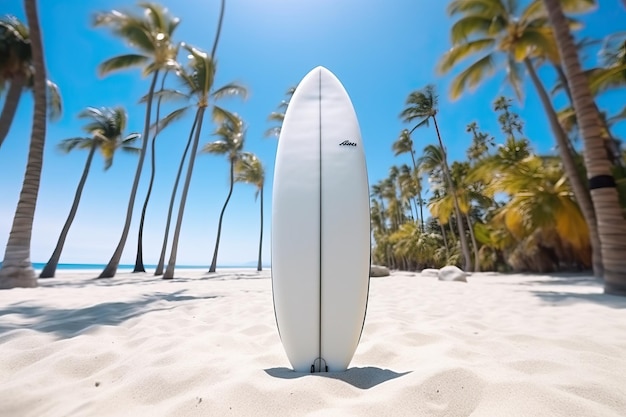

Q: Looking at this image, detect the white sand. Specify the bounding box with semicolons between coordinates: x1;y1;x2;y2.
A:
1;269;625;416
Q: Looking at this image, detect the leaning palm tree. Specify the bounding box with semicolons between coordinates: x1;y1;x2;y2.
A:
40;107;140;278
438;0;603;277
0;15;61;149
402;85;472;271
94;3;180;278
133;71;188;273
162;47;246;279
150;75;238;276
235;152;265;271
543;0;626;295
0;0;46;289
203;114;245;273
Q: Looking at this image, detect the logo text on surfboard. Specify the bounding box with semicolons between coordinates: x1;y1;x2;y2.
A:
339;140;357;147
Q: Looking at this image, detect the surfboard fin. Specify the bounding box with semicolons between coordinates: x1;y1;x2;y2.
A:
311;357;328;373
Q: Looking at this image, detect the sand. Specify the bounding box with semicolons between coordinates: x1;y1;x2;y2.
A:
1;269;625;416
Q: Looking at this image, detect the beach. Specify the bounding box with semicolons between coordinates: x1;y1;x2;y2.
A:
1;269;625;416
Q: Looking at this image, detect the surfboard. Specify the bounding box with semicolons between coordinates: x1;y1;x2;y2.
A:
271;66;370;373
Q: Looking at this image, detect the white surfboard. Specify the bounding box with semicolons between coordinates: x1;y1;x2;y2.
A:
271;66;370;372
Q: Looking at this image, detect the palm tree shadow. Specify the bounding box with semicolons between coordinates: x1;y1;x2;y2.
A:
264;366;411;389
0;290;219;338
529;290;626;309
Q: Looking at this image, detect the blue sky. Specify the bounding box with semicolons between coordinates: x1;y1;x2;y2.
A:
1;0;624;267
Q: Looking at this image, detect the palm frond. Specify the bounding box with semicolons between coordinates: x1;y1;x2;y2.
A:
98;54;150;76
264;126;281;138
514;27;559;63
203;140;230;155
58;137;92;153
449;54;496;100
267;112;285;123
212;105;240;126
122;132;142;145
139;88;189;103
212;83;248;100
438;38;495;74
588;65;626;95
447;0;506;18
46;80;63;121
559;0;597;14
450;15;498;44
151;106;189;132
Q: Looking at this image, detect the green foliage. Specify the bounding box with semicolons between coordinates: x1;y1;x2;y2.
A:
61;106;140;170
438;0;595;100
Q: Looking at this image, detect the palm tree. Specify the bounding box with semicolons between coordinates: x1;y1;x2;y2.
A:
0;15;61;149
543;0;626;295
162;0;247;279
133;71;188;273
0;0;46;289
392;129;425;230
438;0;603;277
402;85;472;271
40;107;140;278
370;181;388;232
94;3;180;278
235;152;265;271
203;114;245;273
148;78;237;277
466;122;494;161
398;164;419;222
162;52;246;278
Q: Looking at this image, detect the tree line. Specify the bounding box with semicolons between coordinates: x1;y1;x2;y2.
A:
371;0;626;296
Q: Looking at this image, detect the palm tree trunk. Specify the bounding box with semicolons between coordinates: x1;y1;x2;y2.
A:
0;0;46;289
209;158;236;273
0;75;25;149
465;213;480;272
134;72;168;273
524;58;603;277
379;198;387;232
408;149;425;231
448;222;456;243
40;144;96;278
409;198;418;222
99;69;160;278
210;0;226;59
155;112;199;276
164;107;206;279
543;0;626;295
439;221;450;259
257;185;263;271
432;115;472;271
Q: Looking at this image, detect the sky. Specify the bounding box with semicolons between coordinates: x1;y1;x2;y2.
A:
1;0;625;268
